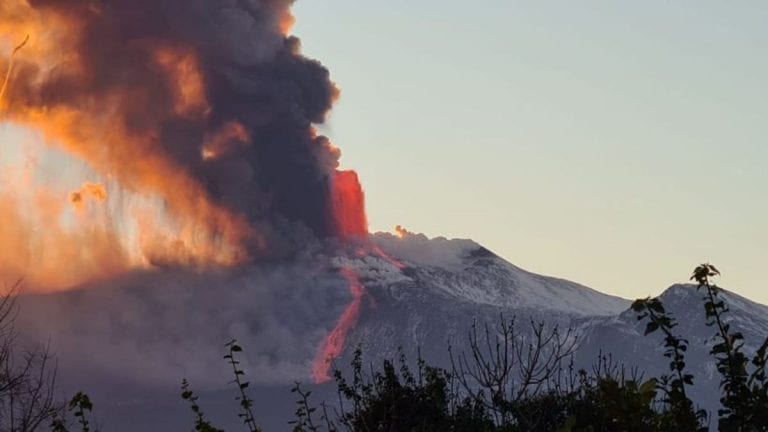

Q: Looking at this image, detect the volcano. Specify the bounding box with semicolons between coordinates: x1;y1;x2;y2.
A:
2;2;765;430
12;231;767;430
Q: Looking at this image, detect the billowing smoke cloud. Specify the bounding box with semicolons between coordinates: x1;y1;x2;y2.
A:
0;1;389;414
0;0;349;272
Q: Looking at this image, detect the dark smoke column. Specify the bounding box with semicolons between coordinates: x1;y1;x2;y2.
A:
6;0;357;260
155;0;350;248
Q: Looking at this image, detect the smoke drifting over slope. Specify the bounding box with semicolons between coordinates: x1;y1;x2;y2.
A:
17;263;352;390
0;0;351;278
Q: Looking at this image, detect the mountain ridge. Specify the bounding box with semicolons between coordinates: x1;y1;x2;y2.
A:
9;233;767;430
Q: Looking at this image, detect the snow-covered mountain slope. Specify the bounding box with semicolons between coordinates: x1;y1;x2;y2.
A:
334;233;768;422
366;232;630;316
9;233;767;430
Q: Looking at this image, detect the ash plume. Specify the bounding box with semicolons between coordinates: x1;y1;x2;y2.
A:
0;0;385;406
0;0;347;268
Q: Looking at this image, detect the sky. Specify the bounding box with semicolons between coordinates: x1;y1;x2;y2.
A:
292;0;768;302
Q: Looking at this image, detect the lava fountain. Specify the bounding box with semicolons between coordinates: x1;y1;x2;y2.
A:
330;170;369;239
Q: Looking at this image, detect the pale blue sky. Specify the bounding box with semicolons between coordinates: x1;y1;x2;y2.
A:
293;1;768;302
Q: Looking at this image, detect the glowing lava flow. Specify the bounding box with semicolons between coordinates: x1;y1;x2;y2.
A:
311;170;369;383
312;267;365;383
311;169;407;383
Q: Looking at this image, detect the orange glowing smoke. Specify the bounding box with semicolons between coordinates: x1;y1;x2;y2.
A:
0;1;256;281
330;170;369;239
68;181;107;211
201;121;250;161
0;152;129;289
277;9;296;35
312;267;365;383
153;47;210;118
12;107;256;267
394;224;412;239
0;34;28;110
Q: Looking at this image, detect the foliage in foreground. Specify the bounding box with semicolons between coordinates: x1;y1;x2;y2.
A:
0;279;60;432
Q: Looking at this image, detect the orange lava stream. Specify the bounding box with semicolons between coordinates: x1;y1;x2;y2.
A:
311;168;409;382
311;267;365;383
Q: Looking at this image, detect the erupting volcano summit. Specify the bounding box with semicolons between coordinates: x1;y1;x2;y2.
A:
0;0;370;286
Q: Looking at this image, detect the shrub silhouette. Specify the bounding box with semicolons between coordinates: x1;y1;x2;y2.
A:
0;279;61;431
